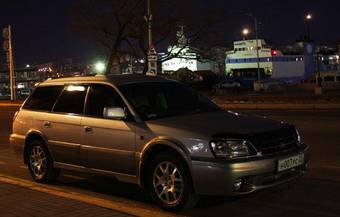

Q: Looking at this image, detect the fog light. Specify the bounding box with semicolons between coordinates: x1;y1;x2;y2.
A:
233;179;242;191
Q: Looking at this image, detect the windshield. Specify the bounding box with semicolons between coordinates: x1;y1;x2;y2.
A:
119;82;220;121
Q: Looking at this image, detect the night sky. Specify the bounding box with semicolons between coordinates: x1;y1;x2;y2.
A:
1;0;340;67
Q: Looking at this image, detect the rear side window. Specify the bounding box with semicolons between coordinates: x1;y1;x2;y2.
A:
53;85;87;115
23;86;63;111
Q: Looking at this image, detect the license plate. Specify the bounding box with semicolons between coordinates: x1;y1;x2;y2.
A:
278;154;304;172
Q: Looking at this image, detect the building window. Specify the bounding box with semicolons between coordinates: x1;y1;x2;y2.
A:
323;76;335;82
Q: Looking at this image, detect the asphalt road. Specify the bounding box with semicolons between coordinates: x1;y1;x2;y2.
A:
0;106;340;217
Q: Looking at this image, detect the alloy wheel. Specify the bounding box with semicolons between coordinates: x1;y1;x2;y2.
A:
153;161;184;205
29;145;47;179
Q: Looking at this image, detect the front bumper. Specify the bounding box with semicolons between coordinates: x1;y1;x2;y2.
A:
191;144;309;196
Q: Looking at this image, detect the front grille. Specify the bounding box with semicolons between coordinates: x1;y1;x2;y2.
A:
253;126;299;156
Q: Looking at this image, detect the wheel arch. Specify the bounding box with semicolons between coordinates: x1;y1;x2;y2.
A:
138;138;193;191
24;130;49;164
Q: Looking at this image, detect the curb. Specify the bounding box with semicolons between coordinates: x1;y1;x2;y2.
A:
0;174;177;217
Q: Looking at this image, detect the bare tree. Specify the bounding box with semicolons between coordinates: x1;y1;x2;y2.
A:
70;0;229;74
70;0;146;74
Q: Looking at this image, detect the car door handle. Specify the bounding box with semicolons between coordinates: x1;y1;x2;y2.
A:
43;121;51;127
84;126;93;133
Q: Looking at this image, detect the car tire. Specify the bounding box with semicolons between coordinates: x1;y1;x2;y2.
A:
146;152;198;212
27;140;59;183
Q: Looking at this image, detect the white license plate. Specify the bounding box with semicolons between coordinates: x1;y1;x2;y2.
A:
278;154;304;172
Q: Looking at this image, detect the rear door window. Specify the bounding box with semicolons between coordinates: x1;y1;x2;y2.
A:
23;86;63;111
53;85;88;115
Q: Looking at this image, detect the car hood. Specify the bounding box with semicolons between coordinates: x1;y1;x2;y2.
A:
145;111;285;140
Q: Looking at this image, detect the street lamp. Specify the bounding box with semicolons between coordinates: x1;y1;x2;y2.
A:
95;62;106;74
305;13;313;41
242;28;250;40
306;13;312;20
305;13;321;94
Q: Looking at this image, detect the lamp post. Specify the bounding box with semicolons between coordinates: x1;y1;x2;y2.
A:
305;13;312;41
254;16;261;82
305;13;321;94
146;0;152;50
144;0;157;75
245;14;261;82
2;25;16;101
314;48;323;95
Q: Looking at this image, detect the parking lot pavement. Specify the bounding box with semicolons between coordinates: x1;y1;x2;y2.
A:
1;106;340;216
0;182;134;217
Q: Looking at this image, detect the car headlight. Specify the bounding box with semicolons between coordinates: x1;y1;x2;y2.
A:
209;139;256;159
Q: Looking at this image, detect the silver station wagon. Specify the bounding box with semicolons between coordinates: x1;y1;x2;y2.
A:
10;75;309;211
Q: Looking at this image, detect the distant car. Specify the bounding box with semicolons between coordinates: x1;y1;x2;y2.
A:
20;89;31;96
255;80;287;91
17;89;31;99
10;75;308;211
218;80;241;88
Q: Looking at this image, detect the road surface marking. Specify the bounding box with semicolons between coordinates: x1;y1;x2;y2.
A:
0;173;179;217
0;103;22;107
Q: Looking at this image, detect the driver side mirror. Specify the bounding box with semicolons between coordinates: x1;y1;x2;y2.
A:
103;107;126;120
